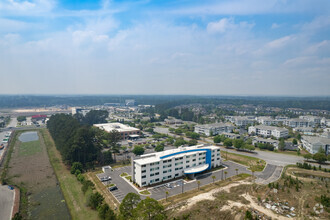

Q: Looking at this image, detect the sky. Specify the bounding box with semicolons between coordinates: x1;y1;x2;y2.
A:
0;0;330;96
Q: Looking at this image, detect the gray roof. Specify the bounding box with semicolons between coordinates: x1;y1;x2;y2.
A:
196;123;233;129
302;136;330;145
253;125;288;132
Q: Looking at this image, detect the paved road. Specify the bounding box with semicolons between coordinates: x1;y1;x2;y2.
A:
0;185;15;220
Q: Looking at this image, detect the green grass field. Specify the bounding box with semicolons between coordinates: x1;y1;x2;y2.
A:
222;151;266;172
40;129;99;220
19;140;42;156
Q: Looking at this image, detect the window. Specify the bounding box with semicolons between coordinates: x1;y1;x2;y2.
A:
212;159;214;161
163;170;167;174
142;175;146;178
142;182;146;185
186;160;190;163
142;170;146;173
155;178;160;182
150;173;154;176
142;165;146;168
192;159;196;162
186;165;190;168
186;156;190;158
175;173;179;177
155;172;159;175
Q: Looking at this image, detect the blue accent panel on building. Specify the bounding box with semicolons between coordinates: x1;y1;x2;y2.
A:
159;148;212;170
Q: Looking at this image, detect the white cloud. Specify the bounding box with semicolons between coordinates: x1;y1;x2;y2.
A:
0;0;56;15
271;23;280;29
207;18;254;34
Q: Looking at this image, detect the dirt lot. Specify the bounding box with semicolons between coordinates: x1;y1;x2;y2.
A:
7;130;70;219
169;166;329;220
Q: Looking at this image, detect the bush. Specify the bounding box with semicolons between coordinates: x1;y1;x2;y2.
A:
77;174;85;182
71;162;83;174
82;180;95;194
87;192;104;209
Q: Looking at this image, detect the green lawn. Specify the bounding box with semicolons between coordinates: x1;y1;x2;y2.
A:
40;129;99;220
19;140;42;156
222;151;266;172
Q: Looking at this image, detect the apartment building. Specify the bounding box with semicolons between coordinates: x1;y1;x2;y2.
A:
285;118;314;128
301;136;330;155
194;123;234;136
94;123;141;140
256;117;281;126
132;145;221;187
248;125;288;139
299;115;322;125
252;137;279;149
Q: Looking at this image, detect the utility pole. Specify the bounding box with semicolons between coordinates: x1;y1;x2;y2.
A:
181;179;184;194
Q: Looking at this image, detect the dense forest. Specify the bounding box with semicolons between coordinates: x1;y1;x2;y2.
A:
47;110;119;168
0;95;330;110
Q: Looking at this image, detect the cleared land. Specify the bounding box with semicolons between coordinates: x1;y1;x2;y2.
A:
221;151;266;171
170;165;330;220
5;130;70;219
40;129;99;220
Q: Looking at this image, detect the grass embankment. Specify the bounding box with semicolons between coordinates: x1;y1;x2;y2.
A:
86;171;120;210
161;173;251;207
0;130;17;183
221;151;266;172
40;129;99;220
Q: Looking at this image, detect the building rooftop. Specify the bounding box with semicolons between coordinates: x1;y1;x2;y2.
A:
134;144;220;165
195;123;233;129
94;123;139;133
253;125;288;132
302;136;330;145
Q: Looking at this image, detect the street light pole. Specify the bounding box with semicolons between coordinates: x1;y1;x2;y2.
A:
181;180;184;194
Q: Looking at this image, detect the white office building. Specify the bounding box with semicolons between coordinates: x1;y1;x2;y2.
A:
194;123;234;136
248;125;288;139
301;136;330;155
94;123;141;140
132;145;221;187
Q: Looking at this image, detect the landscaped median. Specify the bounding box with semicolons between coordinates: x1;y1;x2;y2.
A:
221;151;266;172
119;172;151;196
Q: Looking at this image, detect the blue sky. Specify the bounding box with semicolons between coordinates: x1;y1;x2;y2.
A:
0;0;329;96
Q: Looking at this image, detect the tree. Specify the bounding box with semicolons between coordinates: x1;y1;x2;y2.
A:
313;153;327;163
185;132;200;140
132;146;145;156
212;175;216;184
134;197;166;220
108;130;122;161
213;135;222;144
244;144;255;152
70;162;83;174
155;144;164;152
83;110;108;125
233;139;245;150
88;192;104;209
174;138;186;147
197;180;201;190
292;139;298;145
17;116;26;122
223;139;233;148
188;139;198;146
278;139;285;151
120;193;141;219
98;203;116;220
303;153;313;161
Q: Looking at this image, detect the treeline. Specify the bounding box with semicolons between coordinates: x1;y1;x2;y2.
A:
47;111;117;167
1;95;330;110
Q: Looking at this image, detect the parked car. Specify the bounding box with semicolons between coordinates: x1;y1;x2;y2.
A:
108;186;118;191
100;176;112;182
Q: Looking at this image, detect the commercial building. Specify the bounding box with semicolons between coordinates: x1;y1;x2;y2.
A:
72;108;91;116
94;123;141;140
132;145;221;187
301;136;330;155
194;123;234;136
164;117;183;125
248;125;288;139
